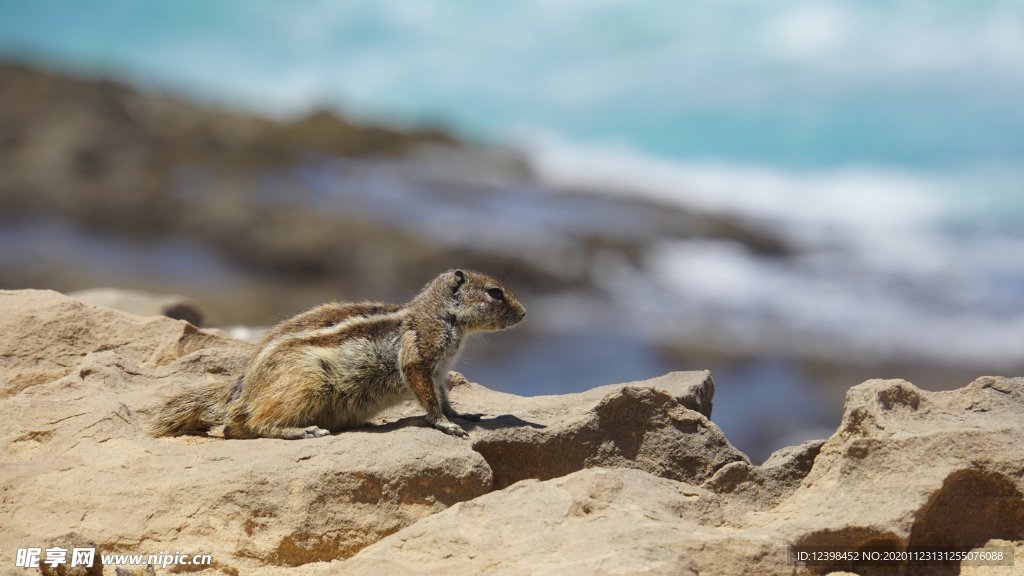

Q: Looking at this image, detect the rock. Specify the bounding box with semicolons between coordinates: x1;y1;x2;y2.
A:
704;439;825;510
434;371;745;489
0;290;491;574
68;287;204;326
36;533;103;576
0;289;241;400
769;377;1024;574
2;289;741;573
5;288;1024;576
332;467;786;576
960;539;1024;576
339;377;1024;576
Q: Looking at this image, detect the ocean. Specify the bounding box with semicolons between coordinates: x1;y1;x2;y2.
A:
3;1;1023;168
2;0;1023;459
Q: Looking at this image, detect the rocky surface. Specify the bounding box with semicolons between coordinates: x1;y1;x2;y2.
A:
337;377;1024;576
0;290;738;575
772;377;1024;568
705;438;826;511
373;371;740;490
335;467;782;576
447;372;744;489
0;290;489;574
2;288;1022;576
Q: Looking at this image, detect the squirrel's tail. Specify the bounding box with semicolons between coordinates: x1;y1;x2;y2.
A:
148;378;238;437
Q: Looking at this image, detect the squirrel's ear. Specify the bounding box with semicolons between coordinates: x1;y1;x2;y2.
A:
450;269;466;293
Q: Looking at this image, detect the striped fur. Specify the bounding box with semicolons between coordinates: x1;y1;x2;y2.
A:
149;269;525;440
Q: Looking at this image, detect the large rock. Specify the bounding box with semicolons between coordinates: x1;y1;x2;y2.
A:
767;377;1024;574
705;439;826;510
0;289;240;401
0;290;491;574
331;467;785;576
5;288;1023;576
438;371;744;489
336;377;1024;576
1;289;745;575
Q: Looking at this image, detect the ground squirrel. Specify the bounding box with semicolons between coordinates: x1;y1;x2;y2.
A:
149;269;525;439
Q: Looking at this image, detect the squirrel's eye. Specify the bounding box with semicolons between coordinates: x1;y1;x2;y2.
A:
486;287;505;301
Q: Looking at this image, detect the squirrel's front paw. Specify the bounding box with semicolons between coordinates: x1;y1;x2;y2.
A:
432;418;469;438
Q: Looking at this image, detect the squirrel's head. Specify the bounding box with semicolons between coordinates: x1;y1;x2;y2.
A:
426;269;526;332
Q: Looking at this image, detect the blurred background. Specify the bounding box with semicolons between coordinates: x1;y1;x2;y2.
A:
1;0;1022;461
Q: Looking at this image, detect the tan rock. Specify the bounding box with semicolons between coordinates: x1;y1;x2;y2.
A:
960;539;1024;576
36;532;103;576
0;290;491;573
6;289;1024;576
0;289;238;400
2;289;740;574
444;371;745;488
331;467;786;576
705;439;825;510
337;377;1024;576
764;377;1024;575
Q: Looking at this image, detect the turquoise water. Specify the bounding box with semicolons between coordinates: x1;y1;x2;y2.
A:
2;0;1023;171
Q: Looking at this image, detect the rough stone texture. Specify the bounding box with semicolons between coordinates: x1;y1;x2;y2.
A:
332;467;784;576
705;439;826;510
0;290;241;402
4;288;1024;576
0;290;491;574
36;533;104;576
1;290;743;575
438;371;745;489
765;377;1024;575
336;377;1024;576
960;540;1024;576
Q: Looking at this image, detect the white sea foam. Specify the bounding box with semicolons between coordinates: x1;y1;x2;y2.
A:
525;136;948;233
524;137;1024;367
